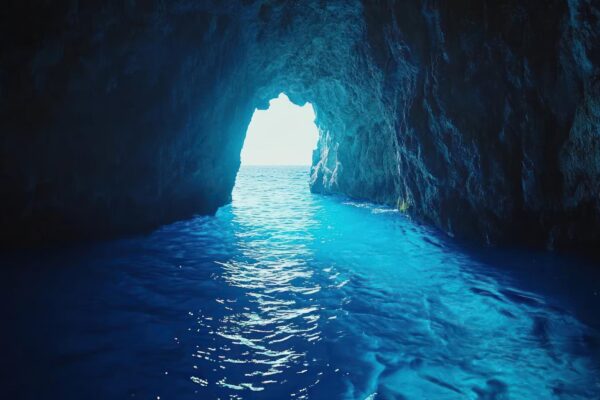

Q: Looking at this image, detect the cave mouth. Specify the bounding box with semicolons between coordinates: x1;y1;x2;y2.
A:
240;93;318;166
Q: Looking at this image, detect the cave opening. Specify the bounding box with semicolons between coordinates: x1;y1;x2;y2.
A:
240;93;318;166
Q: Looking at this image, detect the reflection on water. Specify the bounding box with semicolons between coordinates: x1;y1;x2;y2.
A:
194;168;328;398
1;166;600;399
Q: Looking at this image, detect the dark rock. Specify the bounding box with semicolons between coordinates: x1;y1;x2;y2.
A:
0;0;598;249
312;0;600;249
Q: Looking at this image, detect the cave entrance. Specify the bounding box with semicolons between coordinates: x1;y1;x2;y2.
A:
240;93;318;166
232;92;319;220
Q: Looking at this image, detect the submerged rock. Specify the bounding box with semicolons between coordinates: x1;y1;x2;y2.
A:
0;1;598;249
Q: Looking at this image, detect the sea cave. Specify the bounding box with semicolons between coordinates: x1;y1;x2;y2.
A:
1;1;599;399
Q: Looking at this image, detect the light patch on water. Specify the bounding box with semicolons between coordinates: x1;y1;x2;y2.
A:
1;166;600;399
343;200;399;214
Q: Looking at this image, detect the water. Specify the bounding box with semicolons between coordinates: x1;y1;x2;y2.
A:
2;166;600;399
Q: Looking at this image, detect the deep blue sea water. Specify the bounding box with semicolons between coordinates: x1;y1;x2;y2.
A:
2;166;600;399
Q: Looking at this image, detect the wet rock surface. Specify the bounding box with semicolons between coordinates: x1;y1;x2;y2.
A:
1;0;599;248
312;0;600;249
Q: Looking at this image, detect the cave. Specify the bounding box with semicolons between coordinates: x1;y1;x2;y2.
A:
2;1;599;249
1;1;600;399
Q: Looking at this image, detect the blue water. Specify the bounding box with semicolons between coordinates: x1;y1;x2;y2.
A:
2;166;600;399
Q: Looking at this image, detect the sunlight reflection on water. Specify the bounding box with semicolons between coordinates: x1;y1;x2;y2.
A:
1;166;600;400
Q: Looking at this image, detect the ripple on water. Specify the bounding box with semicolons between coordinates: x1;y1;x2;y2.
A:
1;166;599;399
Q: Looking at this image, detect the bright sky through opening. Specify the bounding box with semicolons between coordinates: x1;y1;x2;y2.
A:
241;93;318;166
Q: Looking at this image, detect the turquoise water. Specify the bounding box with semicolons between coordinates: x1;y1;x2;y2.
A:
2;166;600;399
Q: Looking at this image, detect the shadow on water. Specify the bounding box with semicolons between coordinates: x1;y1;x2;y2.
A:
1;166;599;399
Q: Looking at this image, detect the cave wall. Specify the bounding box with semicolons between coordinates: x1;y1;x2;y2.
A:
1;1;258;243
311;0;600;248
1;0;599;248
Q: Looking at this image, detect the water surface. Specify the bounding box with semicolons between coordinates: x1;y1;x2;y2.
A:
2;166;600;399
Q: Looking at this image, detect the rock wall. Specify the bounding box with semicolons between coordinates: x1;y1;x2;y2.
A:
1;0;598;249
311;0;600;249
1;1;257;243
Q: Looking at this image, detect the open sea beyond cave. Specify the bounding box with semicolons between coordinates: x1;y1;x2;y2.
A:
2;166;600;399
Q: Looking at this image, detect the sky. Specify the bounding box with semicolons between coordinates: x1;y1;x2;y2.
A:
240;93;319;166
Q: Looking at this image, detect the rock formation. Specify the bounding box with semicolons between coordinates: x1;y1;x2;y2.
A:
1;0;598;249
